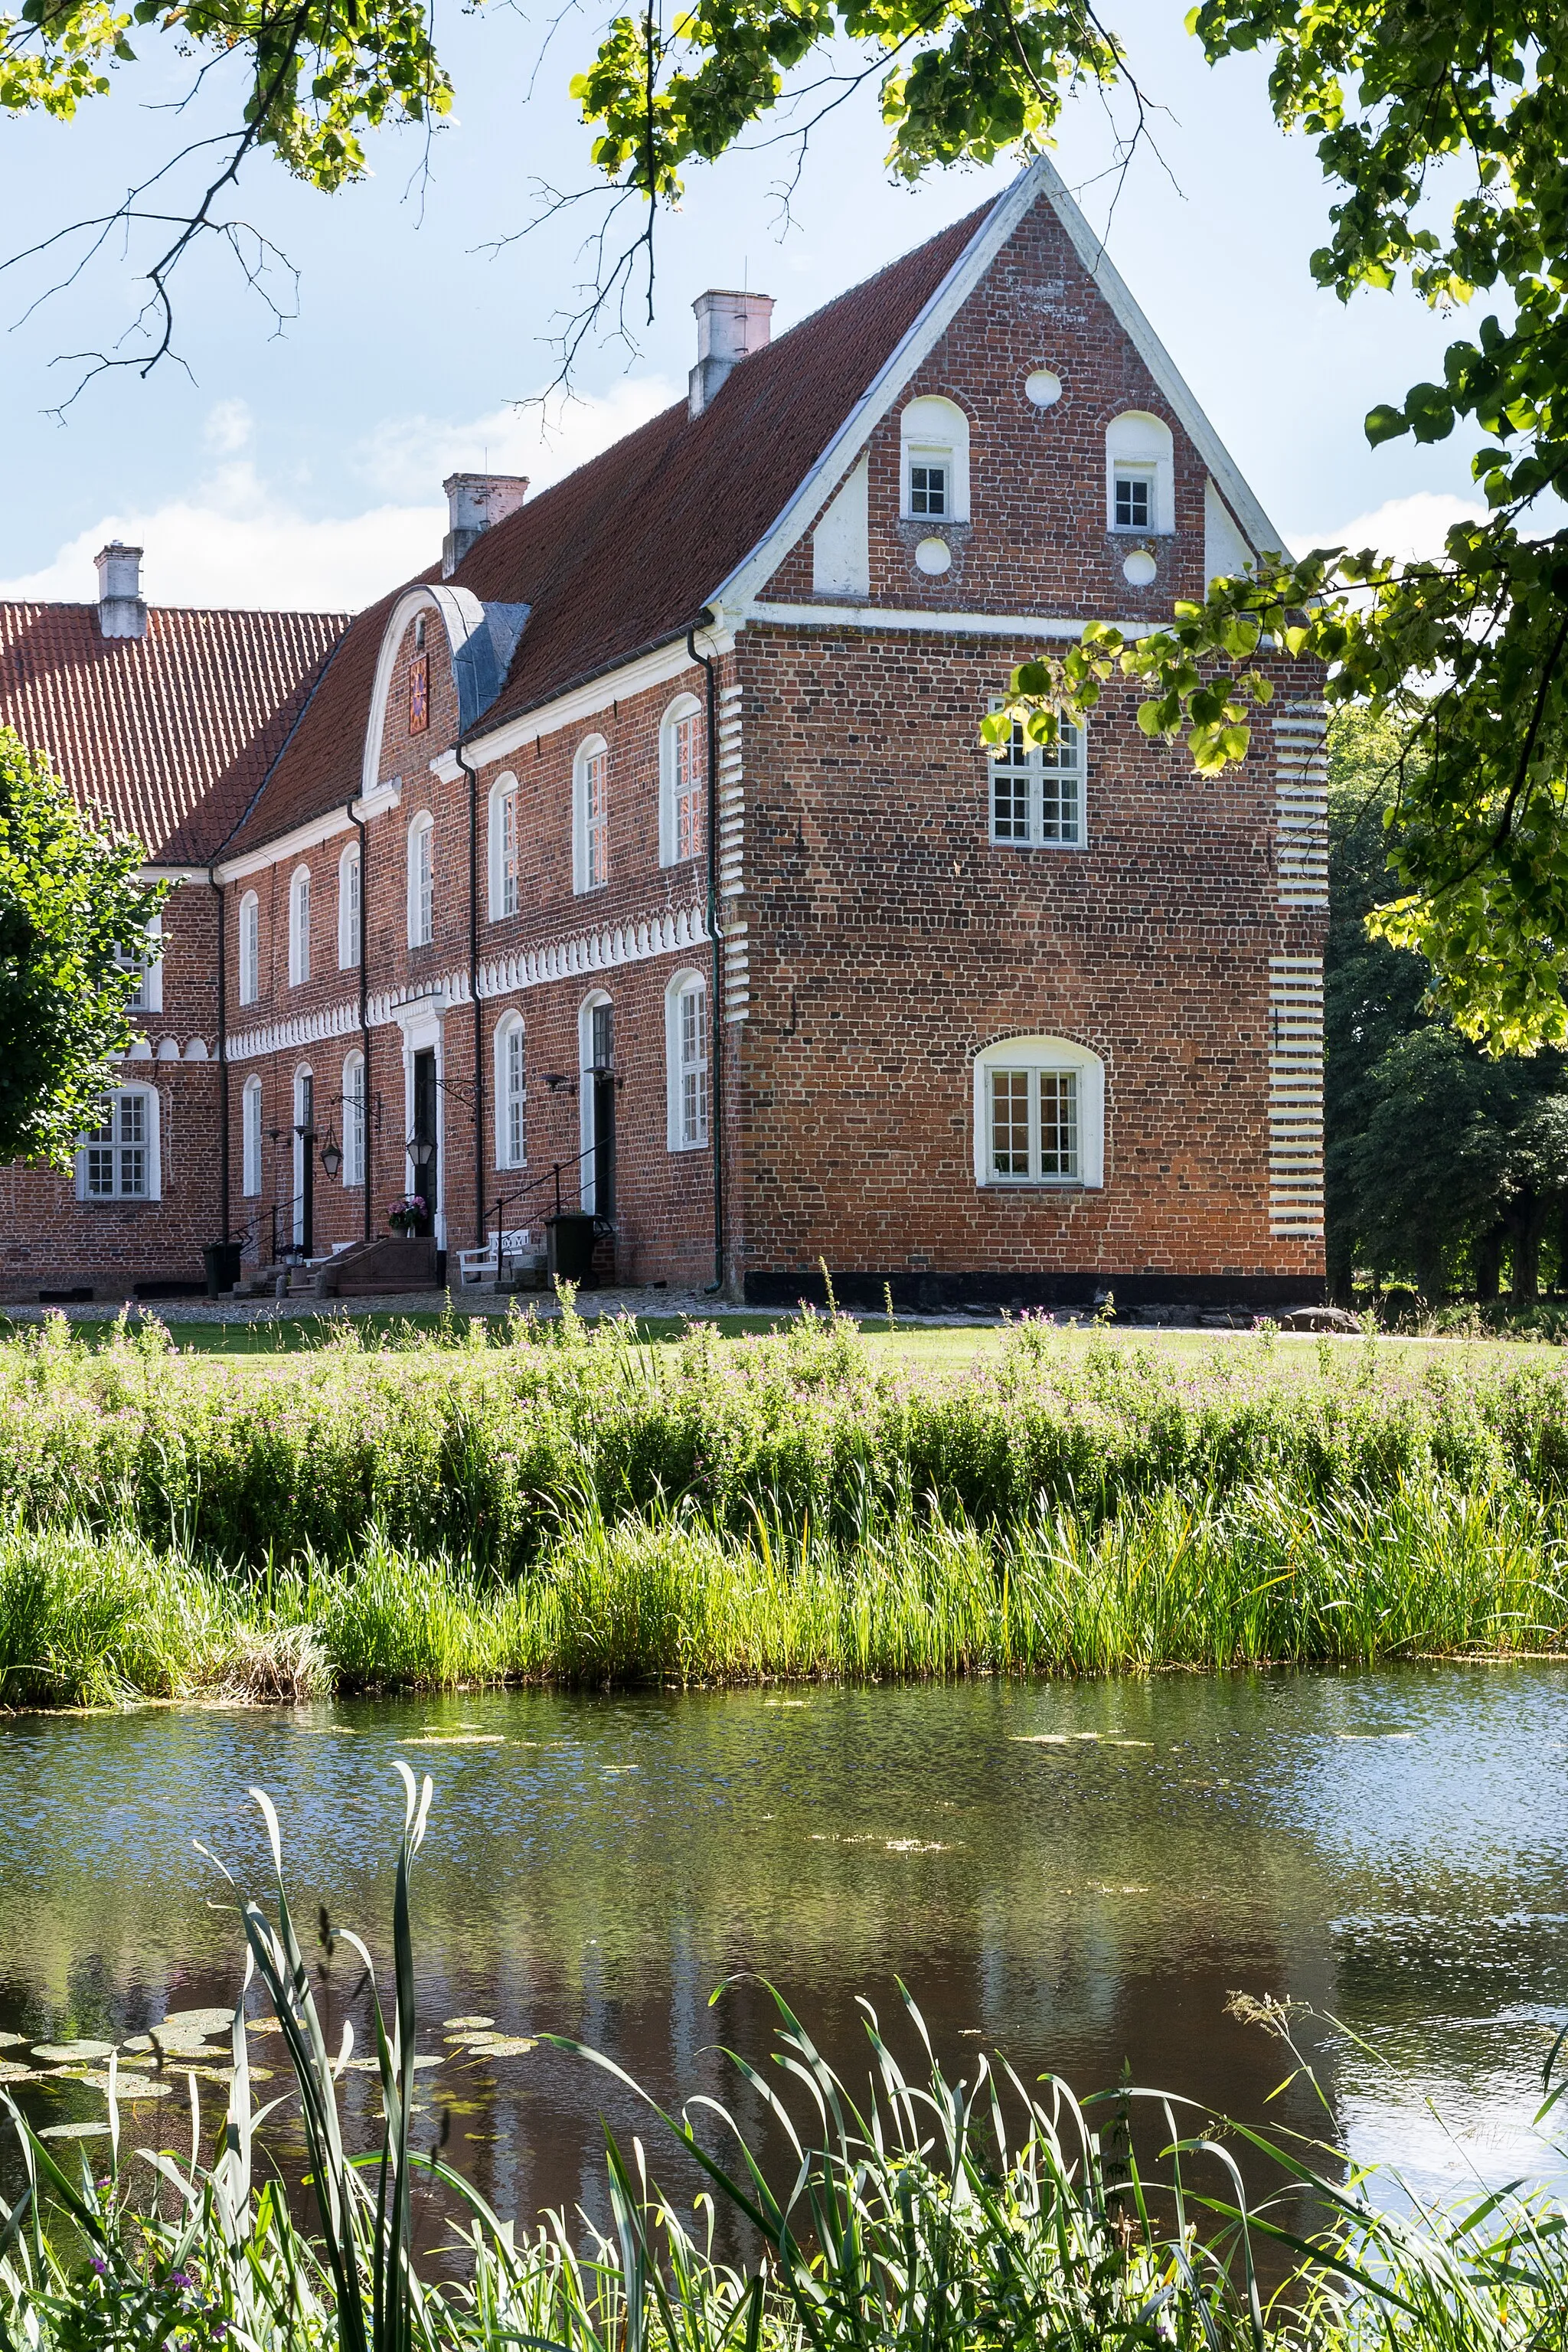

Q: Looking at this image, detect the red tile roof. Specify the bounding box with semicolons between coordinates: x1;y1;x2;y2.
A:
0;602;348;864
226;200;991;856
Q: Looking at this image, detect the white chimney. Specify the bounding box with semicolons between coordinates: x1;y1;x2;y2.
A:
443;472;529;579
688;289;775;419
95;541;147;639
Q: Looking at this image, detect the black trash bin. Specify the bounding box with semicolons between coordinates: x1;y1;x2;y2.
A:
546;1212;598;1286
203;1240;243;1298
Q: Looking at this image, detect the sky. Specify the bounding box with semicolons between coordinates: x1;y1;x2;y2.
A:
0;1;1491;612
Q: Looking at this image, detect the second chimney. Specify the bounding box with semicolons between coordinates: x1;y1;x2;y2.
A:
443;473;529;579
688;289;775;420
95;541;147;639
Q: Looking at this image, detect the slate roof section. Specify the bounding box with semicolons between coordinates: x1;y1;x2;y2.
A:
224;199;991;856
0;601;348;864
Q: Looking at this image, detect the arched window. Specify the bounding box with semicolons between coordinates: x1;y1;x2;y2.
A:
659;697;704;867
118;913;162;1015
665;969;708;1150
573;734;609;894
407;812;435;947
242;1074;263;1197
338;841;361;972
973;1037;1105;1190
238;890;260;1006
900;395;971;524
988;707;1086;848
494;1011;526;1168
77;1085;160;1202
342;1050;366;1187
488;773;520;920
289;867;312;987
1106;411;1174;535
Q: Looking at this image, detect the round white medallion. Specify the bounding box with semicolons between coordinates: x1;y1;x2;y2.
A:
1122;548;1158;587
1025;369;1062;408
915;537;952;576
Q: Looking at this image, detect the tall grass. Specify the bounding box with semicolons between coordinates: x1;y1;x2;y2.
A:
2;1470;1562;1704
4;1775;1566;2352
4;1309;1568;1575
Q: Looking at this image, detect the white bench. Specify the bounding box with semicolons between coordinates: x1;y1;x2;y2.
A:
456;1228;535;1286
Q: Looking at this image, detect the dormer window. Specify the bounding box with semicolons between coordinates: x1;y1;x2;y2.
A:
909;460;948;519
1105;413;1174;535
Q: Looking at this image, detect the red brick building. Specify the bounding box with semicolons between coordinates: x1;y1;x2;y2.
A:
0;158;1327;1311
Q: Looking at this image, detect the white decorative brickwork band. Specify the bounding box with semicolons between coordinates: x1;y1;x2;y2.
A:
1273;701;1328;906
225;900;711;1060
717;681;744;900
1268;954;1324;1240
723;920;750;1023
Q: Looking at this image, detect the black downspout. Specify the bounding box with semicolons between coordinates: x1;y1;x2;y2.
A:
459;745;485;1248
350;800;371;1245
209;870;230;1243
686;619;724;1294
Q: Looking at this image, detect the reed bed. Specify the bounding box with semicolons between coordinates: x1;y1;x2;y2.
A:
5;1773;1566;2352
2;1471;1562;1704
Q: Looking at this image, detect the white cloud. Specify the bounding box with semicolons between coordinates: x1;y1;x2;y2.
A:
0;378;677;612
1289;491;1486;566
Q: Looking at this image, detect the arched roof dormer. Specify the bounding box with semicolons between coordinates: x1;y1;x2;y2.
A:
361;583;531;800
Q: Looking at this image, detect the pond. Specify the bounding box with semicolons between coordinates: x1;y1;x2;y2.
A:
2;1665;1566;2232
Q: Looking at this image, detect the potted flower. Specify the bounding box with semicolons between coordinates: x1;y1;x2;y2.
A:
389;1194;426;1236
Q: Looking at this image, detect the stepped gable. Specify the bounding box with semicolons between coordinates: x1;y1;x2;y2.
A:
0;601;347;865
228;201;990;858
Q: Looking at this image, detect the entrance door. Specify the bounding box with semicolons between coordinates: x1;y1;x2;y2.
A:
292;1070;314;1253
589;1001;615;1217
412;1049;439;1237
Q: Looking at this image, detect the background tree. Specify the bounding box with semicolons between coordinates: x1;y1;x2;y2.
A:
1325;710;1568;1304
0;726;164;1168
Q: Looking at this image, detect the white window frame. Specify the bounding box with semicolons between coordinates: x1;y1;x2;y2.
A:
1105;410;1174;535
407;812;435;948
573;735;609;894
658;697;704;867
239;890;260;1006
242;1074;263;1198
577;988;612;1210
494;1011;526;1169
488;773;521;921
118;913;163;1015
76;1085;160;1202
342;1050;366;1187
289;866;312;987
665;968;709;1150
988;705;1086;849
338;841;361;972
972;1037;1104;1190
292;1064;313;1246
900;395;971;524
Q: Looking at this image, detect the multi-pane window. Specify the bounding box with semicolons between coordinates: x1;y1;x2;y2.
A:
498;1020;526;1167
667;978;708;1149
289;870;311;985
909;460;948;518
240;893;259;1005
989;715;1083;847
987;1067;1080;1183
500;788;519;915
583;749;608;890
340;844;361;970
83;1090;150;1199
345;1054;365;1186
1112;469;1153;531
117;917;161;1014
243;1077;263;1197
410;818;434;946
672;714;703;862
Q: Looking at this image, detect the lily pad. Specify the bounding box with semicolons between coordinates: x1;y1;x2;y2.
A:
41;2122;112;2141
443;2017;495;2030
32;2040;115;2063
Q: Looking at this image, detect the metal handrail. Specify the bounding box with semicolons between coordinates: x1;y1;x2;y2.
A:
488;1142;609;1279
